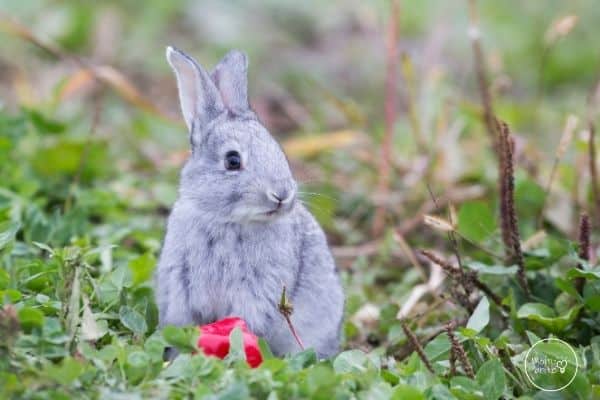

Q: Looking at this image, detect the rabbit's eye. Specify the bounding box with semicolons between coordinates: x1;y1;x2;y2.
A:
224;151;242;171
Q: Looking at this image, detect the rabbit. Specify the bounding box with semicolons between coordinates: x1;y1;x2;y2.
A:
155;46;344;359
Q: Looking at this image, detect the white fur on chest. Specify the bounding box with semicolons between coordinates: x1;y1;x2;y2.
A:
184;214;300;336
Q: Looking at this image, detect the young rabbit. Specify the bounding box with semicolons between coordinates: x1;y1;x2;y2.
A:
155;47;344;358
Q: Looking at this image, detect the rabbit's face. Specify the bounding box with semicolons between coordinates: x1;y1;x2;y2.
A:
166;47;297;224
181;115;297;223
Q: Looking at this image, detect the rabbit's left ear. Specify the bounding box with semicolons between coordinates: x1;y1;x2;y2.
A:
211;50;249;113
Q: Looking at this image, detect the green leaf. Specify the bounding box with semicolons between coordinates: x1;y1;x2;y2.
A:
128;253;156;285
525;330;542;346
466;296;490;333
450;377;484;400
363;381;393;400
288;349;317;371
333;349;370;373
162;325;197;353
225;327;245;363
391;385;425;400
43;357;84;386
119;306;147;336
0;289;22;304
18;307;44;330
305;365;337;394
568;268;600;281
258;338;274;359
0;221;20;250
457;201;496;242
424;334;451;361
23;108;66;134
514;177;545;219
465;262;518;275
211;381;250;400
426;384;457;400
554;277;580;299
475;360;505;400
517;302;556;318
585;295;600;311
0;269;9;290
30;140;110;183
127;351;150;368
517;303;582;332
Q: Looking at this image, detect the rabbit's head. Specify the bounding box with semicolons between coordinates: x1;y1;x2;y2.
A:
166;47;297;223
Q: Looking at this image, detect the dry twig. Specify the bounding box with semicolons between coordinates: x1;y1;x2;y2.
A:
372;0;400;235
419;250;505;310
589;121;600;223
0;12;177;123
445;320;475;378
467;0;497;151
401;321;435;373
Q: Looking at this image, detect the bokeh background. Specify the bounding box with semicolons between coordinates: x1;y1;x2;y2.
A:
0;1;599;397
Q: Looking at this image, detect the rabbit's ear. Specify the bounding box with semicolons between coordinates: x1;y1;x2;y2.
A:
211;50;249;113
166;46;224;132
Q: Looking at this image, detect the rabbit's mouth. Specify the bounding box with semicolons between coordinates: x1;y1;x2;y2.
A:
264;204;284;217
262;200;295;218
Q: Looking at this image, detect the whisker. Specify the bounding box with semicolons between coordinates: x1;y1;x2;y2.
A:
297;191;340;202
299;199;335;217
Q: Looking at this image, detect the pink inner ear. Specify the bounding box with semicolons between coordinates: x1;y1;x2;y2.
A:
171;58;200;127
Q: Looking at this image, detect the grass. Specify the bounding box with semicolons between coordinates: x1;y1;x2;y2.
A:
0;1;599;398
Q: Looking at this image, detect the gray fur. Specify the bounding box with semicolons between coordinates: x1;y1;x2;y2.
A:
156;47;344;358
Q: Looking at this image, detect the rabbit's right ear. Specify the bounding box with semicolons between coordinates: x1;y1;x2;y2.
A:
166;46;224;135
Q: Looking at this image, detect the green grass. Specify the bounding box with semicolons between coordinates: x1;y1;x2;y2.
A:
1;1;600;398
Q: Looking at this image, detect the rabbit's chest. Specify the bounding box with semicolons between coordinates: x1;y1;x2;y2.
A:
185;222;300;333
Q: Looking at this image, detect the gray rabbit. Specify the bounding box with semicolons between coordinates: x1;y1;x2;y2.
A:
155;47;344;358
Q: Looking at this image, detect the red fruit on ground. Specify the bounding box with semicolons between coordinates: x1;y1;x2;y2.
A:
197;317;263;368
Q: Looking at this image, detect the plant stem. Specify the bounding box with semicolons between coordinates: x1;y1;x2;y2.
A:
372;0;400;235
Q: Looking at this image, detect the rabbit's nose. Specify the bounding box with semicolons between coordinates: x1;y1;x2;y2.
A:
267;188;294;204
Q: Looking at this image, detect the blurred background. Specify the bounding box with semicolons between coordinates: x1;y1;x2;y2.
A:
1;0;599;353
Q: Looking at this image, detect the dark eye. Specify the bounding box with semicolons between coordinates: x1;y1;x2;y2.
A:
224;150;242;171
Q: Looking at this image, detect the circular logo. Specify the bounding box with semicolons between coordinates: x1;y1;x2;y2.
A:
524;338;578;392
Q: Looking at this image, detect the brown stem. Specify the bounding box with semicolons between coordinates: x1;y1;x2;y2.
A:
419;250;507;311
470;275;506;310
419;250;459;277
400;53;427;152
497;120;530;296
425;185;466;278
448;347;457;377
372;0;400;235
589;122;600;223
575;213;591;294
467;0;498;152
278;285;304;351
497;119;513;254
446;321;475;379
0;12;177;123
401;321;435;373
284;315;304;351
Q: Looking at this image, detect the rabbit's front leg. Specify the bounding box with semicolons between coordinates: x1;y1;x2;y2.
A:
270;217;344;359
155;228;193;327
